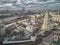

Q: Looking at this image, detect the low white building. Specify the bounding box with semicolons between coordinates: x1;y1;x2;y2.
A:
26;25;34;32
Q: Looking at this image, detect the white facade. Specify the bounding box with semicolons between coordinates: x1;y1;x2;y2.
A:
26;25;34;32
31;36;36;41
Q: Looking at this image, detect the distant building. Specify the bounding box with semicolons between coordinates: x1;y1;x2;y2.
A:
50;11;60;22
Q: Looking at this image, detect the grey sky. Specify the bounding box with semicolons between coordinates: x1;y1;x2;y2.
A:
0;0;60;10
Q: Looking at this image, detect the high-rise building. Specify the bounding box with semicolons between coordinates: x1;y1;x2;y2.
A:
41;11;51;31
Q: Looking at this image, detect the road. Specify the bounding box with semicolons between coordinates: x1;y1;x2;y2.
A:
38;32;54;45
38;30;60;45
3;30;60;45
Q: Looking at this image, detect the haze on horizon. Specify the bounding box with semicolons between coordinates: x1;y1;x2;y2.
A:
0;0;60;10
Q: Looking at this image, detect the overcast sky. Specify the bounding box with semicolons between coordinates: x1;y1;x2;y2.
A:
19;0;60;3
1;0;60;3
0;0;60;10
